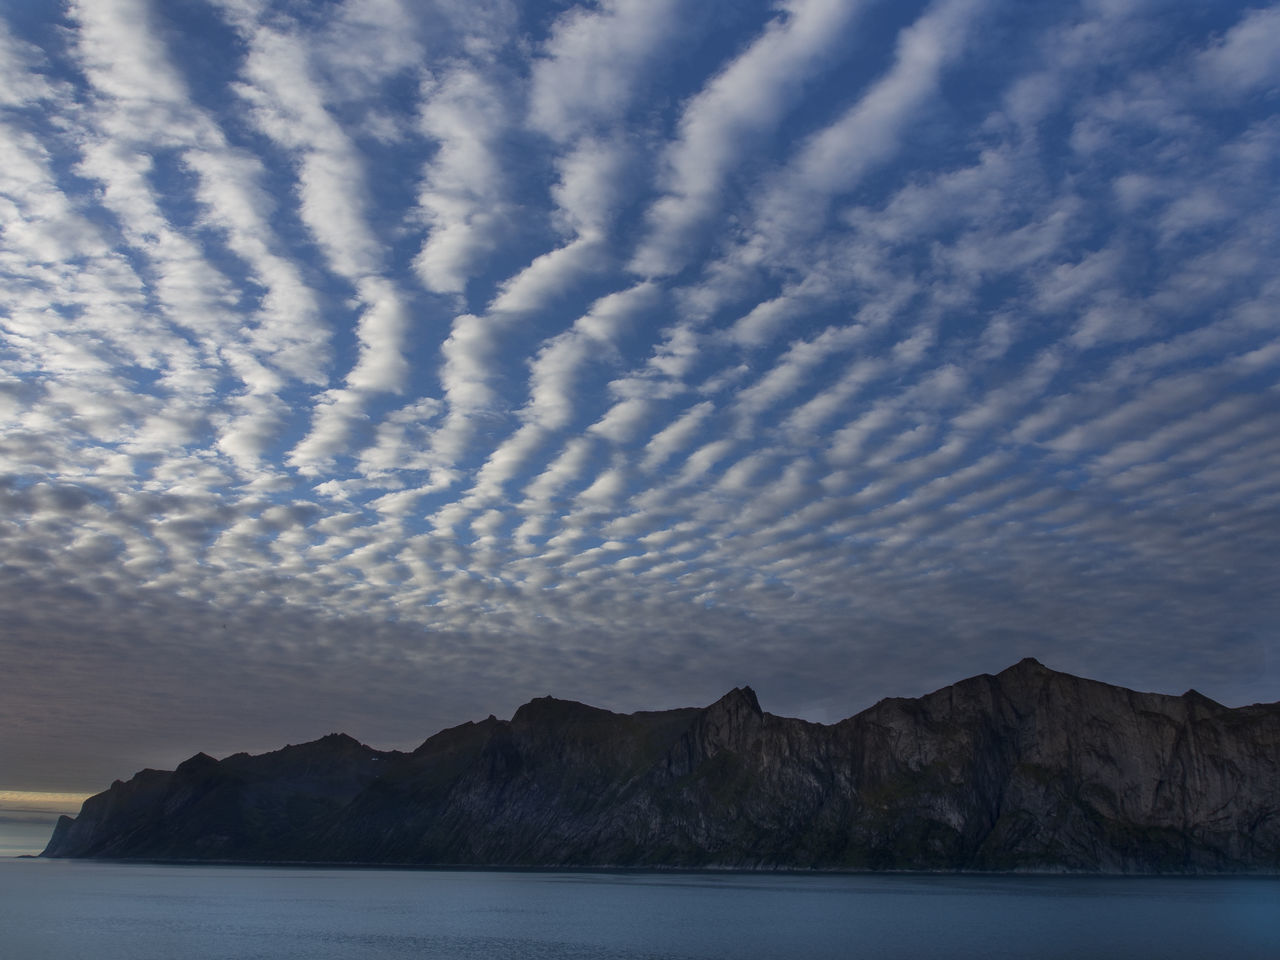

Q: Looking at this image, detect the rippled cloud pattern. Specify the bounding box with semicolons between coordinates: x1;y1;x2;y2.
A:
2;0;1278;785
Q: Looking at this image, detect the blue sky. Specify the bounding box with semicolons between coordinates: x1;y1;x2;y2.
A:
1;0;1278;829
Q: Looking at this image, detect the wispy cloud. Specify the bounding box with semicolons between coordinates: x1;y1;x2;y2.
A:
528;0;691;143
414;67;514;295
631;0;871;276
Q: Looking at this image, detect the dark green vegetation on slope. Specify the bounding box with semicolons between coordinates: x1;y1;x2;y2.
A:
43;660;1280;873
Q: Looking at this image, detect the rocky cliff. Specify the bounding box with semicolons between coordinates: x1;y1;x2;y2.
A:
42;659;1280;872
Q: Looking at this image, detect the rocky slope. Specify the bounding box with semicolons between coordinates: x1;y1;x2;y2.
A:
42;659;1280;872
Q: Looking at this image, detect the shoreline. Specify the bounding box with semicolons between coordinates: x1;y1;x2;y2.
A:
23;855;1280;879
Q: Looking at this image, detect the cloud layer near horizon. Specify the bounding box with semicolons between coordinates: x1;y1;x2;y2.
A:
2;0;1278;791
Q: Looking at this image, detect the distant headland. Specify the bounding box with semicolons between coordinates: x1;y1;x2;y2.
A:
43;659;1280;874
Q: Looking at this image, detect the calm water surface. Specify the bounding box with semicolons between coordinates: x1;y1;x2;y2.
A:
2;859;1276;959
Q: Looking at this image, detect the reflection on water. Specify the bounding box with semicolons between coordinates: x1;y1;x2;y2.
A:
2;859;1276;960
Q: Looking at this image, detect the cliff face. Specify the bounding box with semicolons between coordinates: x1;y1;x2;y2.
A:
42;660;1280;873
44;733;396;861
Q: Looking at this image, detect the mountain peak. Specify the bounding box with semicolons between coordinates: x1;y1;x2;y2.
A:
304;732;367;753
319;731;359;744
709;685;763;717
175;751;218;774
511;695;616;726
991;657;1060;684
1181;688;1225;710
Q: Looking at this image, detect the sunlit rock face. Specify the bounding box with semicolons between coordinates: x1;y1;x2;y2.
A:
43;660;1280;873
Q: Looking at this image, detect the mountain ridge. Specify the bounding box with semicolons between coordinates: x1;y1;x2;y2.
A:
43;660;1280;873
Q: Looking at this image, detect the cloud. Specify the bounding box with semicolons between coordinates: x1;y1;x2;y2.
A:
215;6;418;474
487;237;608;316
481;136;634;316
233;26;383;280
631;0;870;276
730;324;866;428
640;400;715;473
346;277;410;392
1198;6;1280;95
311;0;427;99
67;0;188;107
182;145;328;384
529;0;689;142
550;136;634;239
748;0;990;258
0;18;61;106
285;390;369;475
414;67;513;295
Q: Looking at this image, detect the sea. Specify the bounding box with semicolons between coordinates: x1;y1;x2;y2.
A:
2;859;1276;959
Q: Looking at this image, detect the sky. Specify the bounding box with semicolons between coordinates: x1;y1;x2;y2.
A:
1;0;1279;852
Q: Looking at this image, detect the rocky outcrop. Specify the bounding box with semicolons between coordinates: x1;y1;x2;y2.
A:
42;660;1280;873
44;732;397;861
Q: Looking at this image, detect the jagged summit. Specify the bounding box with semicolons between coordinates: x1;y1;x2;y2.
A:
1181;689;1225;709
317;732;362;745
707;685;763;715
41;661;1280;874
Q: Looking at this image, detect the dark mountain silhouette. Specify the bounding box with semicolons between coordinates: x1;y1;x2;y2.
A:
43;659;1280;872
